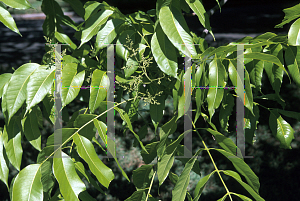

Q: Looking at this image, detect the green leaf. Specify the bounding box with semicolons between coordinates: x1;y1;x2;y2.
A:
172;149;202;201
5;63;39;123
193;171;216;201
74;162;105;194
275;3;300;28
62;64;85;108
263;44;284;95
245;58;264;93
1;0;31;9
114;106;148;154
149;87;165;133
221;170;265;201
276;109;300;121
0;73;12;98
55;31;77;50
228;60;253;115
207;59;226;120
288;18;300;45
285;46;300;88
230;192;253;201
244;52;289;76
93;119;130;182
157;115;177;158
115;29;136;61
73;134;114;188
0;130;9;188
46;128;78;147
12;164;43;201
205;128;242;157
210;148;260;193
62;0;84;18
25;65;55;116
3;125;22;171
184;0;214;39
254;94;285;109
157;129;190;186
219;91;234;132
133;164;154;190
21;106;42;151
244;69;254;115
53;151;86;201
80;9;114;48
95;19;124;51
177;66;192;121
141;141;159;164
269;110;294;149
159;5;197;58
73;114;97;141
245;104;260;145
151;22;178;79
0;4;21;36
89;70;109;113
125;190;146;201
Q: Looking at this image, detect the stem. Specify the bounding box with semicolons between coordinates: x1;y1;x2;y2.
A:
189;116;233;201
145;171;156;201
40;98;134;166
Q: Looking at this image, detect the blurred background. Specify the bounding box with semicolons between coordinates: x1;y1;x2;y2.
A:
0;0;300;200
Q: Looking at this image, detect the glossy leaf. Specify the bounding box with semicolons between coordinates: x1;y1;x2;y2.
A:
269;110;294;149
157;115;177;158
193;171;216;201
25;65;55;116
133;164;154;190
3;125;22;171
264;44;284;95
219;91;234;132
177;66;192;121
172;149;202;201
159;6;197;58
205;128;242;157
46;128;78;147
1;0;31;9
244;52;288;75
114;106;148;154
125;190;146;201
0;4;21;36
63;0;84;18
275;3;300;28
245;59;264;93
73;114;96;141
157;130;190;186
61;63;85;108
95;19;124;51
151;22;178;79
150;89;165;133
115;30;136;61
228;60;254;115
73;134;114;188
12;164;42;201
80;9;114;48
211;148;260;193
141;141;159;164
21;106;42;151
5;63;39;123
207;59;226;120
0;130;9;188
245;104;260;145
0;73;12;98
53;151;86;201
184;0;214;39
285;46;300;88
55;31;77;50
221;170;265;201
89;70;109;113
93;119;130;182
288;18;300;45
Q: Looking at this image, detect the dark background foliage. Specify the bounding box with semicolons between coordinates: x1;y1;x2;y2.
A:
0;0;300;200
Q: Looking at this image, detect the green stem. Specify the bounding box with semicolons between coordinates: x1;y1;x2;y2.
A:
190;116;233;201
40;98;134;166
145;171;156;201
